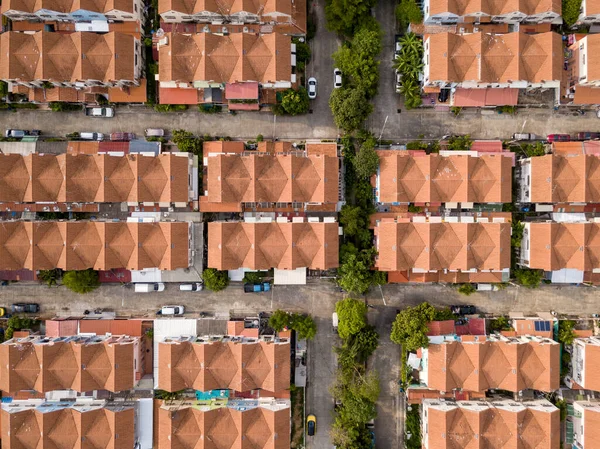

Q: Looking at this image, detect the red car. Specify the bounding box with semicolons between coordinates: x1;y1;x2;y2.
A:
547;134;571;143
576;132;600;141
110;132;135;141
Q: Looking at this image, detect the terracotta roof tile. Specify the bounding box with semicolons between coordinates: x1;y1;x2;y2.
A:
0;221;189;271
376;221;510;272
377;152;511;203
159;32;291;85
427;32;561;84
158;339;290;392
207;153;338;205
208;222;339;270
425;339;560;392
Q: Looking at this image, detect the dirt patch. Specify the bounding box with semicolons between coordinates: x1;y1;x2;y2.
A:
290;387;305;448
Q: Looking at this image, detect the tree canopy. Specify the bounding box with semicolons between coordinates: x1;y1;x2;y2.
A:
325;0;377;36
335;297;368;338
268;310;317;340
172;129;203;156
395;0;423;31
391;303;436;351
62;269;100;294
278;87;310;115
329;87;373;133
353;134;379;179
202;268;229;291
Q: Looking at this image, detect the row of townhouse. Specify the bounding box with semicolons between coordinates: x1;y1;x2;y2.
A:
424;0;599;25
0;317;293;449
411;316;600;448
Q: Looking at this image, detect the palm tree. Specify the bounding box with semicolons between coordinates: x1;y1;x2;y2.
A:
399;33;423;58
393;54;423;78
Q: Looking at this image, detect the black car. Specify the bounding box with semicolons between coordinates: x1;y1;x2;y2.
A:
450;305;476;315
11;303;40;313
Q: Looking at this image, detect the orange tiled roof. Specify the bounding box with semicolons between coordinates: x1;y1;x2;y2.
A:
376;152;512;203
208;221;339;270
428;0;561;17
158;0;292;15
207;153;339;205
203;141;245;154
158;339;290;392
159;32;291;85
0;31;136;83
0;221;189;271
526;222;600;271
1;0;134;14
427;32;562;84
529;154;600;203
257;141;293;153
425;338;560;392
573;339;600;391
0;337;137;393
158;406;290;449
423;400;559;449
0;153;190;203
1;406;135;449
376;221;511;272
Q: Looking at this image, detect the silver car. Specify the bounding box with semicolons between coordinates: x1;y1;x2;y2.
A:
308;77;317;99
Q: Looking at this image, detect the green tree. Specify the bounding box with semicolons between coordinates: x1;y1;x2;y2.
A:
399;78;422;110
433;307;455;321
172;129;203;156
269;310;292;331
391;303;436;351
38;269;62;287
329;87;373;133
348;324;379;361
279;88;309;115
489;316;512;332
395;0;423;31
558;320;577;345
457;283;476;296
291;313;317;340
511;221;524;248
340;205;367;237
335;298;367;339
563;0;582;27
354;136;379;179
325;0;377;36
295;41;312;62
514;268;543;288
62;269;100;294
202;268;229;291
337;254;373;295
447;135;473;151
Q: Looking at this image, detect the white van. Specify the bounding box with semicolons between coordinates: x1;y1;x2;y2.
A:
145;128;165;137
79;132;104;141
180;283;203;291
332;312;339;332
156;305;185;316
134;283;165;293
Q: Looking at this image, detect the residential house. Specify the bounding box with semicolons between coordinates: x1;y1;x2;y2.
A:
374;219;511;283
158;32;293;101
424;0;562;24
157;336;290;393
423;32;562;97
568;34;600;104
201;151;340;212
517;153;600;205
0;221;191;271
0;31;142;89
518;221;600;284
208;221;339;271
374;151;512;206
1;399;140;449
578;0;600;24
1;0;144;22
569;401;600;449
158;0;292;24
569;337;600;391
421;399;560;449
0;153;195;205
158;399;290;449
0;335;141;393
421;335;560;392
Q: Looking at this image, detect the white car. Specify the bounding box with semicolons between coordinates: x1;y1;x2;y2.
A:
334;68;342;88
180;283;203;292
134;283;165;293
308;77;317;99
156;305;185;316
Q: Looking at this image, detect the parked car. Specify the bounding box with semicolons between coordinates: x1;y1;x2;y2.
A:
180;283;203;292
110;132;135;141
156;305;185;316
134;283;165;293
332;312;339;332
395;71;402;93
513;133;536;141
334;68;342;88
450;305;476;315
12;303;40;313
547;134;571;143
244;282;271;293
4;129;39;138
79;132;104;141
306;415;316;436
0;307;6;317
145;128;165;137
85;106;114;118
395;40;402;56
576;132;600;141
307;77;317;100
438;88;450;103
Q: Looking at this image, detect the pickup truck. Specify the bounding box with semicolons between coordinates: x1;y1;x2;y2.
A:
244;282;271;293
85;107;115;118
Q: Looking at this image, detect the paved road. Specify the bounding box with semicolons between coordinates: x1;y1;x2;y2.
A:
3;105;600;142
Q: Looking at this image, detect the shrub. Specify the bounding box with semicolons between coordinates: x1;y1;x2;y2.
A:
49;102;81;112
278;87;310;115
202;268;229;291
395;0;423;32
38;269;62;286
256;134;264;142
199;104;222;113
563;0;582;27
62;269;100;294
154;104;187;113
514;268;543;288
457;283;476;296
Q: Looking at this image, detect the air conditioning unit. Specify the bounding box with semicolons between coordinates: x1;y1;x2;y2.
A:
243;26;249;32
473;27;479;32
203;25;210;32
222;26;228;34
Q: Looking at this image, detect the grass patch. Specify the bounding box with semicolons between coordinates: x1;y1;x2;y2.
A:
290;386;304;448
405;405;422;449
